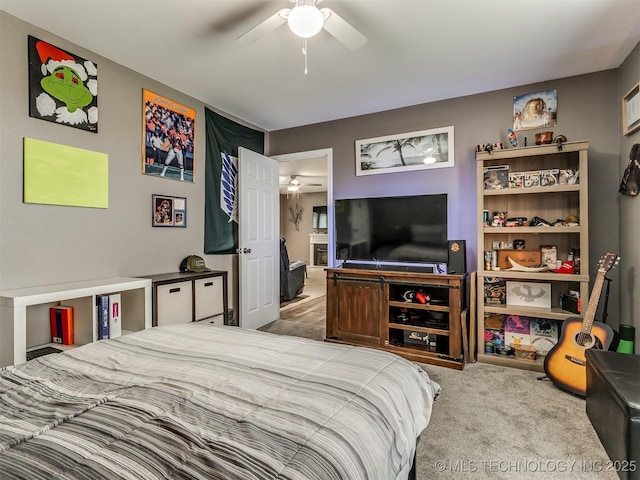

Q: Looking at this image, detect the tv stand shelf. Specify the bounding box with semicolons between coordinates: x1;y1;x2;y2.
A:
325;267;467;370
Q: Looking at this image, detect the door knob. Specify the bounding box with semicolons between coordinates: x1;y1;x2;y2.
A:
243;248;252;254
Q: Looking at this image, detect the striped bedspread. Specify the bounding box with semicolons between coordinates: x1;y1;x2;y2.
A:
0;324;440;479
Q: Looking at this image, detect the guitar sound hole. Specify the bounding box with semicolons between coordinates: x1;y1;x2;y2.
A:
574;333;603;349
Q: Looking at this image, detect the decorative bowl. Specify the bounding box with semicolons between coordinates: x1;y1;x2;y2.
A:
535;131;554;145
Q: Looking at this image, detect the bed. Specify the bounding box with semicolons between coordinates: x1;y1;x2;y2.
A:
0;323;440;479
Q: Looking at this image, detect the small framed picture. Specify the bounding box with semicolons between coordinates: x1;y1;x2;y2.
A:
622;82;640;136
152;194;187;227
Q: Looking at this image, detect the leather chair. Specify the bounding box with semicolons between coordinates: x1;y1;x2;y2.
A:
280;236;306;302
585;349;640;480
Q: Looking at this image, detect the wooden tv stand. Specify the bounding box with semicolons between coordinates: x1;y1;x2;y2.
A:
325;267;467;370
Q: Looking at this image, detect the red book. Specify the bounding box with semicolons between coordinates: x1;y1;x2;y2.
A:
50;306;74;345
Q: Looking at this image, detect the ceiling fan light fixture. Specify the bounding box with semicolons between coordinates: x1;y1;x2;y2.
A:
287;3;324;38
287;184;299;192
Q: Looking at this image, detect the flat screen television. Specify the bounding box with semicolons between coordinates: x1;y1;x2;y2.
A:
312;205;327;230
335;194;448;268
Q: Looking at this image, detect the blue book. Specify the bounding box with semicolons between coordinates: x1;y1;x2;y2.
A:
96;294;109;340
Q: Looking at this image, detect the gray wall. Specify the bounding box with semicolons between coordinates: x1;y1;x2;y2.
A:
269;70;628;328
0;13;263;312
618;41;640;341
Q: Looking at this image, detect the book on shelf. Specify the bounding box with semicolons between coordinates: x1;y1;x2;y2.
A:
50;306;74;345
109;293;122;338
96;294;109;340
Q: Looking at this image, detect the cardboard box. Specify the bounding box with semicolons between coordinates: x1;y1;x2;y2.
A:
512;343;537;360
540;245;557;268
530;318;559;355
498;250;541;270
560;293;581;314
504;315;531;334
484;313;505;331
509;171;524;188
506;281;552;308
483;165;509;190
484;277;506;304
524;170;541;187
505;331;531;347
541;169;559;187
403;330;438;351
559;169;580;185
530;317;558;337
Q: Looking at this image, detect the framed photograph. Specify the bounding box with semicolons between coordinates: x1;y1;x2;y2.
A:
355;125;454;176
622;82;640;136
142;89;196;182
28;36;98;133
512;89;557;131
152;194;187;227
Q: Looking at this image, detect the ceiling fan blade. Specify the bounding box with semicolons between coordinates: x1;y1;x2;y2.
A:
321;8;366;50
238;9;289;44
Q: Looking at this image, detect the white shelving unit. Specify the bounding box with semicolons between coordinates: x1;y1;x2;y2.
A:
0;277;152;367
476;141;589;372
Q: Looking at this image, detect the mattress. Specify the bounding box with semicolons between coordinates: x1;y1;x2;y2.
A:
0;323;440;479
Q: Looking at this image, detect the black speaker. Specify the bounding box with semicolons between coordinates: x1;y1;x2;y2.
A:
447;240;467;273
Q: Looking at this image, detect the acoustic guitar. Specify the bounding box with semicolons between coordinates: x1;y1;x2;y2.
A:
543;252;618;397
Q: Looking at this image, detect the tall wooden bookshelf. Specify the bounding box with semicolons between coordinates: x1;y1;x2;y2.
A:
476;141;589;371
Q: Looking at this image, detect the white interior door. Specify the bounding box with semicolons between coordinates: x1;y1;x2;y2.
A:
238;147;280;329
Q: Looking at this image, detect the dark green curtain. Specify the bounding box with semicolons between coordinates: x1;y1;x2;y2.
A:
204;108;264;254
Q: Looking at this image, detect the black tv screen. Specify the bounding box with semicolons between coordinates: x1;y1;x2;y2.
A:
335;194;448;265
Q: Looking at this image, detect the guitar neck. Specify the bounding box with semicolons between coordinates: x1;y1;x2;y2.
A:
581;271;606;334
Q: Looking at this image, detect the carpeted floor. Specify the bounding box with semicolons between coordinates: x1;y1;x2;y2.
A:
415;362;616;479
261;271;617;480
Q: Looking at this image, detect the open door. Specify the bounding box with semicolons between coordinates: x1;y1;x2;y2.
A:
238;147;280;329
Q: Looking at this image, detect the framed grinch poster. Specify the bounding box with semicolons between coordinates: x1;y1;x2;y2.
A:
28;35;98;133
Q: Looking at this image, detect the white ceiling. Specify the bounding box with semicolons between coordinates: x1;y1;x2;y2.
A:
2;0;639;133
278;156;328;194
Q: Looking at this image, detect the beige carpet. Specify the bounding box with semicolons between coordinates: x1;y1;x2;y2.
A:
415;362;616;479
261;270;616;479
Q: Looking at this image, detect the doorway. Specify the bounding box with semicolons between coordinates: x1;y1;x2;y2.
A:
273;148;332;312
271;148;335;266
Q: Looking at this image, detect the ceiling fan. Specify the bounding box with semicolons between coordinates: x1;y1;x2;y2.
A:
238;0;367;73
282;175;322;197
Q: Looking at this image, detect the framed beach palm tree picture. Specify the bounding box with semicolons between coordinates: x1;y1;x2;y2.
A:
355;125;454;176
